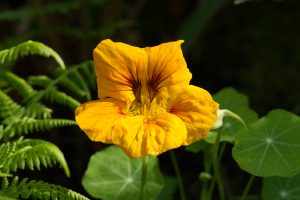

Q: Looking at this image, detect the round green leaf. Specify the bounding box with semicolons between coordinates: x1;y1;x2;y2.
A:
82;146;164;200
211;87;258;143
232;109;300;177
262;173;300;200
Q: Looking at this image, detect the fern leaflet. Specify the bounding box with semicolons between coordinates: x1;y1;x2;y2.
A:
0;177;90;200
0;90;22;120
1;138;70;177
3;71;35;102
0;40;65;69
29;61;94;104
2;118;77;141
44;89;80;109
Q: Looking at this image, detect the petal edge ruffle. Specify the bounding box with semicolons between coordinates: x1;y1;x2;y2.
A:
168;85;219;145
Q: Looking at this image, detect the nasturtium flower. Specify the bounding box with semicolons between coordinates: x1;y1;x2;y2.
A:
75;39;219;158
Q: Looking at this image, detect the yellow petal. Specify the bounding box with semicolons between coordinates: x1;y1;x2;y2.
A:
144;40;192;99
168;85;219;145
75;98;126;143
112;113;187;158
93;39;148;101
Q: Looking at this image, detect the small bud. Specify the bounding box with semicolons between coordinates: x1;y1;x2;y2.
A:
212;109;247;130
199;172;212;182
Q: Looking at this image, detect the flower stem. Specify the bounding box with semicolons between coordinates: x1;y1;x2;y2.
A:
240;175;255;200
200;149;212;200
140;156;148;200
211;129;225;200
170;150;186;200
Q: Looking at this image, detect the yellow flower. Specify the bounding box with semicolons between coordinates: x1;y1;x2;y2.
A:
75;39;219;158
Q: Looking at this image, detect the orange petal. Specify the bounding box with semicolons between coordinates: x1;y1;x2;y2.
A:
111;113;187;158
168;85;219;145
93;39;148;101
75;98;126;143
144;40;192;99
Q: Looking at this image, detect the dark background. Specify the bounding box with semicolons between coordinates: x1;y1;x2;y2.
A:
0;0;299;199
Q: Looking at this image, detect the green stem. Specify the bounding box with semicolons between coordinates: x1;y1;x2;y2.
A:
200;149;212;200
205;142;227;200
207;177;216;200
140;156;148;200
170;150;186;200
240;175;255;200
208;129;225;200
218;143;227;162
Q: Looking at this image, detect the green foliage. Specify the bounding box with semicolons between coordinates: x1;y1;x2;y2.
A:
0;89;51;121
3;72;35;101
262;172;300;200
0;40;89;199
0;177;89;200
206;87;258;144
0;88;76;141
28;61;95;105
82;146;164;200
183;87;300;199
184;87;258;153
0;40;65;69
0;138;69;177
232;109;300;177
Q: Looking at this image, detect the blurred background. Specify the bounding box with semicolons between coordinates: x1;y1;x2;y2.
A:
0;0;300;199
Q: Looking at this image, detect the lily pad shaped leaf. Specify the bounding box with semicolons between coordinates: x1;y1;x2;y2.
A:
262;173;300;200
208;87;258;144
232;109;300;177
82;145;164;200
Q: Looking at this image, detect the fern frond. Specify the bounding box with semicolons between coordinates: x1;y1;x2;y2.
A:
0;40;65;69
0;177;90;200
25;103;52;119
57;75;87;98
2;118;77;140
0;139;19;169
2;139;70;177
44;88;80;110
0;90;52;124
3;72;35;102
0;176;18;199
1;177;9;189
0;90;23;120
28;75;55;88
29;61;93;104
29;74;87;98
68;70;92;100
78;61;96;91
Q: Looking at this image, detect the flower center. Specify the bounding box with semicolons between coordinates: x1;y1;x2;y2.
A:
128;73;168;119
126;95;167;119
132;73;160;104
